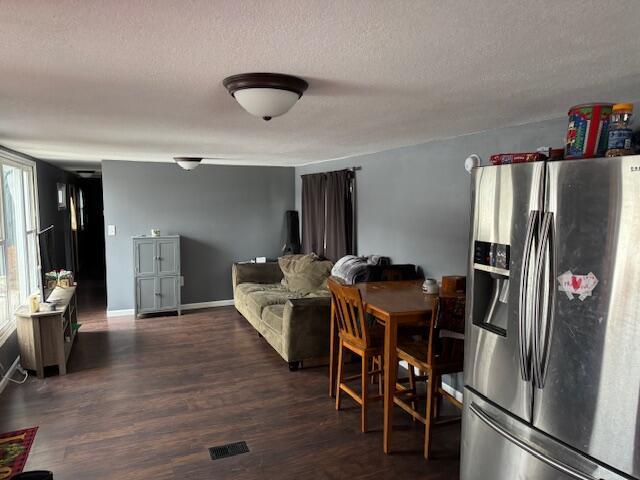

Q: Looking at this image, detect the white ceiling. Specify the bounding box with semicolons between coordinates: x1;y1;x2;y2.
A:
1;1;640;169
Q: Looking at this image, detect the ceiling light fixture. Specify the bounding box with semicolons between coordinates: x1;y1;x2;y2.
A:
222;73;308;121
76;170;95;178
174;157;202;171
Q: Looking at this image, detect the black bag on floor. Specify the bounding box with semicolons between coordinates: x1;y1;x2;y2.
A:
11;471;53;479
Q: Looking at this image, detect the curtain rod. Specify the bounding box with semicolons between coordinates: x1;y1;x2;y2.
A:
301;166;361;177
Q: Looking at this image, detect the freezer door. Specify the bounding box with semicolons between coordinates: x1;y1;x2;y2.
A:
533;155;640;478
462;388;629;480
465;162;544;422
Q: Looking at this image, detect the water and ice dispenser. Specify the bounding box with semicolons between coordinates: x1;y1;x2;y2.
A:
472;241;510;336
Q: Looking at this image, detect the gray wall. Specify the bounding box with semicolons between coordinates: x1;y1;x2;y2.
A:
295;116;577;395
0;330;19;377
35;158;77;271
295;116;569;279
102;161;294;311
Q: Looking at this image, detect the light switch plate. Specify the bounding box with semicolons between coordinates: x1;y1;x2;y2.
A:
180;276;184;287
107;225;116;236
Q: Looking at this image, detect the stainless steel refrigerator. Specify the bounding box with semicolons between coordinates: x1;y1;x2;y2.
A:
461;155;640;480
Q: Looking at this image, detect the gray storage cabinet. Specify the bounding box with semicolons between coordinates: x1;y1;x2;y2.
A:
133;235;181;318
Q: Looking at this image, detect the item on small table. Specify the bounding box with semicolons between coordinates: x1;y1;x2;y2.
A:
565;103;614;159
28;293;40;313
57;270;74;287
150;228;161;237
422;278;439;294
45;271;58;290
40;302;56;312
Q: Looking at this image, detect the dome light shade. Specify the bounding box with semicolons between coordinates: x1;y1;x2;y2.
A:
223;73;308;121
233;88;300;120
76;170;94;178
174;157;202;171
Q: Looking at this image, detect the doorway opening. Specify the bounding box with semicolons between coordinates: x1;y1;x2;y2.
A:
67;177;106;313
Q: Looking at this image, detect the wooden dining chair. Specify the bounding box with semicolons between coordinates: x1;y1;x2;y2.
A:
328;278;384;433
393;295;465;459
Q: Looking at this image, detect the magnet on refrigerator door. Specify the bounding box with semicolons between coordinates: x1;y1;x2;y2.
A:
557;270;598;301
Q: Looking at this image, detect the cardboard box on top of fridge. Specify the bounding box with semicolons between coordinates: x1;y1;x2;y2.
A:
490;148;564;165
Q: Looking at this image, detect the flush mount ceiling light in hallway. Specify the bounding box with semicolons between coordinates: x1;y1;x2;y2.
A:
174;157;202;171
222;73;309;121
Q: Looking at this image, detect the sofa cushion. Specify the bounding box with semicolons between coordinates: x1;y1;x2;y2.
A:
305;287;331;298
262;304;285;334
235;282;280;311
236;282;300;319
278;254;333;295
235;282;282;297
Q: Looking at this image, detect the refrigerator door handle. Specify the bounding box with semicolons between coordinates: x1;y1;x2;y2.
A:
532;211;554;389
470;402;600;480
518;209;538;381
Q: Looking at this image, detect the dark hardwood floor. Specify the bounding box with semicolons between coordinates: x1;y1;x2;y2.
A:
0;296;460;479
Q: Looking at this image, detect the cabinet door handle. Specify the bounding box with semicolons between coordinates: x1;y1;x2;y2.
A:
155;293;161;296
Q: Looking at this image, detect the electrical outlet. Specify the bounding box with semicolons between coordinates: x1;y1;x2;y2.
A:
107;225;116;236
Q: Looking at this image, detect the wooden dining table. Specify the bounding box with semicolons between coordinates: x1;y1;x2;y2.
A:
328;279;437;454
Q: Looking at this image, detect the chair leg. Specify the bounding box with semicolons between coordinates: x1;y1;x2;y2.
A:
377;355;383;396
335;342;344;411
424;371;437;459
408;365;417;422
370;356;378;385
361;351;369;433
433;375;441;419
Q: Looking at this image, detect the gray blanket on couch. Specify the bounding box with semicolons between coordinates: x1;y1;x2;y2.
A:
331;255;390;285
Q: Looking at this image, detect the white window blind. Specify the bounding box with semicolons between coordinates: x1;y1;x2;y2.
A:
0;152;39;343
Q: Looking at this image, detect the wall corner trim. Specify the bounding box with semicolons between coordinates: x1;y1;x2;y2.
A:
106;299;235;317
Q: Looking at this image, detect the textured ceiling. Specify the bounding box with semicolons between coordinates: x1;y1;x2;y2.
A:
1;0;640;168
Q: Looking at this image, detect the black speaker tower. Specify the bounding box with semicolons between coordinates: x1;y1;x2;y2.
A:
283;210;301;255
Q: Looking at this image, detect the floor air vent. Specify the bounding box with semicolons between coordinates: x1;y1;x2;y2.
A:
209;441;250;460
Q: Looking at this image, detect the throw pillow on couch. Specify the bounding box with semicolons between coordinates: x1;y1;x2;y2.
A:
278;253;333;295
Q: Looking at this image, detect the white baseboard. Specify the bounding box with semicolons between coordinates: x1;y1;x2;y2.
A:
106;299;234;317
0;356;20;396
181;299;235;310
106;308;135;317
441;380;464;404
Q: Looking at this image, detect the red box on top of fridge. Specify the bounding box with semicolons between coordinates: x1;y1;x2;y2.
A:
490;149;564;165
490;152;542;165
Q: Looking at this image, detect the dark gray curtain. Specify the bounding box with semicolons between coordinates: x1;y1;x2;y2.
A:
325;170;354;262
301;173;326;256
301;170;354;262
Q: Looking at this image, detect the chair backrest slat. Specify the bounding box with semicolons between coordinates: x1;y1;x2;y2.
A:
328;277;370;348
427;295;466;366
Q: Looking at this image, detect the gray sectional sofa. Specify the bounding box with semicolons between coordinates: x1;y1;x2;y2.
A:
232;261;331;370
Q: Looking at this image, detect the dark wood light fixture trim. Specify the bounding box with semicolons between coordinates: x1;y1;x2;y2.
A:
222;73;308;98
